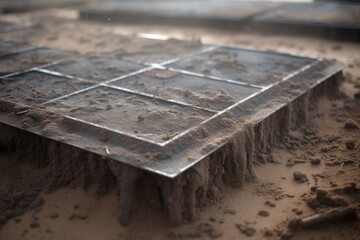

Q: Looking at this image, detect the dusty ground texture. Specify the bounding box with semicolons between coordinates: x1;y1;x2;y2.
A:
0;9;360;240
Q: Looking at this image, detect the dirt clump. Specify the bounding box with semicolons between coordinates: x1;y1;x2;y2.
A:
310;157;322;165
258;210;270;217
306;189;349;210
223;208;236;215
286;157;305;167
264;200;276;208
344;119;359;130
332;182;359;196
293;171;309;183
345;139;356;150
291;208;303;216
236;223;256;237
29;220;39;229
197;222;223;239
48;213;58;219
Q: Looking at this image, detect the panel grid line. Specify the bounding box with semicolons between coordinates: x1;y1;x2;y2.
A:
164;66;265;89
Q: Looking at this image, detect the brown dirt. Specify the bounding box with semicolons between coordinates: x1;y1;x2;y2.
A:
0;9;360;240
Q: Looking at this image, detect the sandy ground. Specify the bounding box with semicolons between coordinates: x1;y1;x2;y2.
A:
0;9;360;240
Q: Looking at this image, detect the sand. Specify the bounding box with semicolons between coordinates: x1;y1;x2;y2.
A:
0;9;359;240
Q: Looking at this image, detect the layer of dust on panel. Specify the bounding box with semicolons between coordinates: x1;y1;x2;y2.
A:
0;27;345;227
44;56;145;82
0;71;94;106
169;47;315;86
111;68;259;111
0;48;76;76
45;86;213;144
0;68;343;226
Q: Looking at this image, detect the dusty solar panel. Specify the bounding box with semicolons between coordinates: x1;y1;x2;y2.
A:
0;38;345;178
255;2;360;39
79;0;281;27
